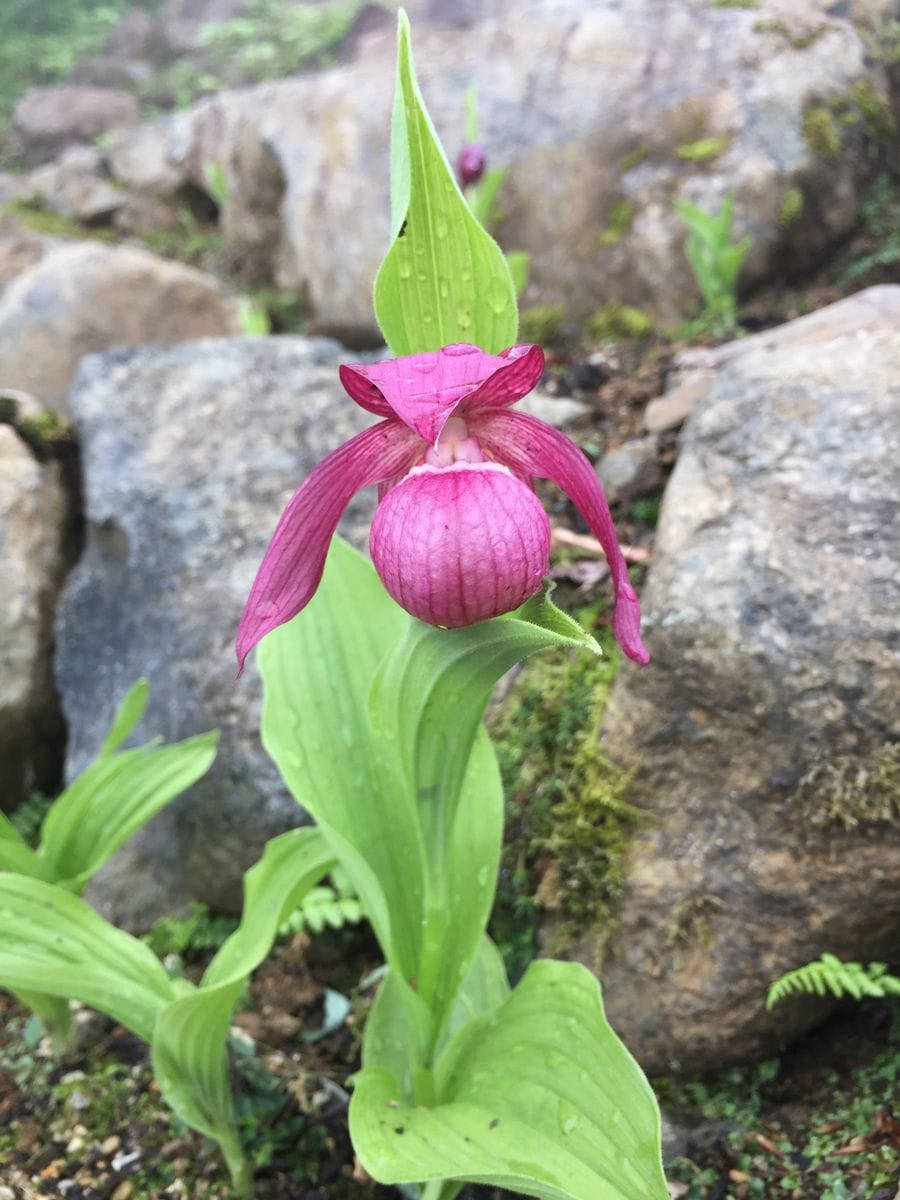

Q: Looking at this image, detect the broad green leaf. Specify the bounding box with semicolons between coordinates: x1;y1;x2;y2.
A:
372;584;599;836
351;961;667;1200
153;826;335;1196
99;678;149;756
0;812;55;880
373;10;517;355
370;585;596;1032
363;968;432;1103
416;726;504;1037
441;934;510;1048
0;875;175;1043
40;731;219;891
260;537;425;984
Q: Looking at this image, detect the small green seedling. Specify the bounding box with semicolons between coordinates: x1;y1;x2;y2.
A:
675;194;750;337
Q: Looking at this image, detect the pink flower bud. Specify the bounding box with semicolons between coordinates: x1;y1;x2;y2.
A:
457;142;487;188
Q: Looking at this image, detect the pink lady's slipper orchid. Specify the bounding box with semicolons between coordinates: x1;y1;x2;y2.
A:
236;343;649;670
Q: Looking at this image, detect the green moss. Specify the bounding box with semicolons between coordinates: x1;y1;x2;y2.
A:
803;83;895;164
2;195;116;241
587;301;653;341
518;304;566;345
778;185;804;228
487;634;643;975
790;743;900;832
666;894;725;958
598;199;634;246
674;134;732;162
138;207;222;266
620;143;650;172
753;19;829;50
848;78;896;146
802;104;843;162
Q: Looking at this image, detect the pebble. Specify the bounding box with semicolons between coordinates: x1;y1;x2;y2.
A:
112;1183;134;1200
101;1134;121;1154
0;1187;15;1200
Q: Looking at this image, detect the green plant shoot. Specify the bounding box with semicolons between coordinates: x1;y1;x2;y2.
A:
675;194;751;336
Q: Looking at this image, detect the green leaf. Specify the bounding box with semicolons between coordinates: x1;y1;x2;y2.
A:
467;166;507;229
373;10;517;355
0;812;55;880
99;678;149;756
351;960;667;1200
0;874;175;1044
371;585;598;834
260;538;426;985
370;585;597;1035
40;730;219;891
153;826;335;1195
506;250;531;297
13;989;73;1048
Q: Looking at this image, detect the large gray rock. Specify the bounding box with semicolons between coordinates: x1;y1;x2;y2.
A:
568;287;900;1074
55;337;376;928
12;86;140;167
0;242;240;413
107;0;894;340
0;425;69;807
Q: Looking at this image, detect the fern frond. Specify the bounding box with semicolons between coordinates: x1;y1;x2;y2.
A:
279;883;363;937
767;953;900;1009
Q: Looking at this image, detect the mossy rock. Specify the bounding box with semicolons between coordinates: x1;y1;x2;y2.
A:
518;304;566;345
790;743;900;832
487;636;644;972
587;301;653;342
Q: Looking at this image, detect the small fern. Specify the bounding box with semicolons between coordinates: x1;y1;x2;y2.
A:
279;882;363;937
9;792;54;848
767;953;900;1009
144;902;239;959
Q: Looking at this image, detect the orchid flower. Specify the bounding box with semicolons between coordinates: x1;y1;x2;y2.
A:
237;343;648;670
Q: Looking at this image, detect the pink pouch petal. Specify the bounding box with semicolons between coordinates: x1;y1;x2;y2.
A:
472;409;650;664
370;462;551;628
236;419;421;671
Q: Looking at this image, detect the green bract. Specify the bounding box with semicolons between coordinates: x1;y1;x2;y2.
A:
373;11;517;355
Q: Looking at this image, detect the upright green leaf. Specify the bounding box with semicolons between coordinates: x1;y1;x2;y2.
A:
40;731;219;891
260;537;426;985
0;875;175;1043
351;961;668;1200
373;10;517;355
371;585;599;836
99;678;150;756
153;827;335;1196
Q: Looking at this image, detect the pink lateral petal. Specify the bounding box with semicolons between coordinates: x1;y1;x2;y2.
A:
236;419;421;671
339;343;543;446
471;409;650;664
